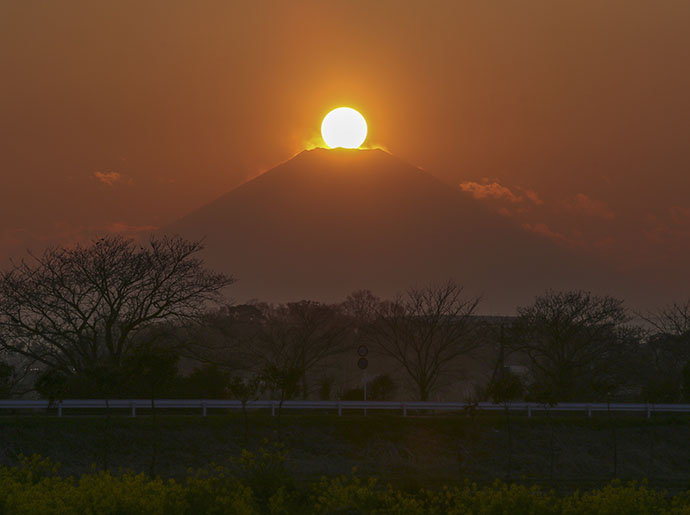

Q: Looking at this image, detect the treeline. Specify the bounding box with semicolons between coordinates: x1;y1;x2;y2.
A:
0;236;688;405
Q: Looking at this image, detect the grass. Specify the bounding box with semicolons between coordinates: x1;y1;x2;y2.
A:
1;409;690;491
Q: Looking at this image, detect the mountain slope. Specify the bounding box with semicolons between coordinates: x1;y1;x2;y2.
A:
167;148;614;312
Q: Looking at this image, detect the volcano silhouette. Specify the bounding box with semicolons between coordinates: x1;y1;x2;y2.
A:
167;148;611;312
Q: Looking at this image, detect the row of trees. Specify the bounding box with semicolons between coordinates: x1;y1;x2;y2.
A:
0;236;688;404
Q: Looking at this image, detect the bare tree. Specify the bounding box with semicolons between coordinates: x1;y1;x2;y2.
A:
0;361;16;399
639;299;690;401
364;281;481;401
252;301;348;399
485;367;523;481
177;303;265;373
0;236;233;376
228;374;264;444
511;290;632;402
643;299;690;338
0;349;36;398
125;342;180;476
342;289;381;326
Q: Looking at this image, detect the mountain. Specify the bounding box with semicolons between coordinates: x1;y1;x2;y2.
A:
166;148;616;313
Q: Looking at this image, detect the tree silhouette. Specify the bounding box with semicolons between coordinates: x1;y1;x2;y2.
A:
178;304;264;375
0;361;14;399
365;281;481;401
227;374;263;444
640;299;690;401
0;235;233;376
0;353;34;399
512;290;630;402
252;301;347;399
261;363;302;432
486;368;523;481
125;343;180;476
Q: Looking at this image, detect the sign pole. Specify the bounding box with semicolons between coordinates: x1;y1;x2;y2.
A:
363;370;368;416
357;345;369;417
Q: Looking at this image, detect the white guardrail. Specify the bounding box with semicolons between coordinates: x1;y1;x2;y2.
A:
1;400;689;418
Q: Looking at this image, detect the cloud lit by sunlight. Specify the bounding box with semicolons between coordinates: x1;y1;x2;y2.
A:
93;171;122;186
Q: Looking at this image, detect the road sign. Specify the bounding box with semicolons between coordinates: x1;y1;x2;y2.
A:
357;357;368;370
357;345;368;357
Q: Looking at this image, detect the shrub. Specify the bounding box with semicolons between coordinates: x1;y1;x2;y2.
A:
368;374;397;401
229;442;293;510
181;365;231;399
561;480;670;514
318;376;333;401
342;387;364;401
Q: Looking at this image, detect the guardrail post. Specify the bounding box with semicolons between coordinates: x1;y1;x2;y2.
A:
646;403;651;419
271;402;275;417
202;401;207;417
402;403;407;417
337;401;342;416
57;401;62;417
587;405;592;418
527;405;532;418
131;402;136;418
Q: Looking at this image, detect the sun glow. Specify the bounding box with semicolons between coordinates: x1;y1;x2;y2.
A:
321;107;368;149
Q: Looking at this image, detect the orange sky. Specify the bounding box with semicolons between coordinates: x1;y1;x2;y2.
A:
1;1;689;304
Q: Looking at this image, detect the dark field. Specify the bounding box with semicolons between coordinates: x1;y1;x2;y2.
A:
2;410;690;491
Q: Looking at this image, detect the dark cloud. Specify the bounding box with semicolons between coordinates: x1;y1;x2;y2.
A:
563;194;615;220
522;222;582;248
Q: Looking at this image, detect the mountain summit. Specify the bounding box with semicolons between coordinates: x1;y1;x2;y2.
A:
167;148;611;312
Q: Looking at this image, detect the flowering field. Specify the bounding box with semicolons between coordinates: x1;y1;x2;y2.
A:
2;452;690;514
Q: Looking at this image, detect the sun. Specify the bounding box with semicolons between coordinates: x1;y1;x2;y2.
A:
321;107;367;149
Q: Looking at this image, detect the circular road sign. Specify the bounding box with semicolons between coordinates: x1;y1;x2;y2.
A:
357;345;368;357
357;357;368;370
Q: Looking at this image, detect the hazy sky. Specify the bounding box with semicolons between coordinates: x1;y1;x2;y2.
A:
1;1;689;302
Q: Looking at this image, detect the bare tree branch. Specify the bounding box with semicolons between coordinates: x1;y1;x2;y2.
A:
0;235;234;375
364;280;481;401
511;290;633;402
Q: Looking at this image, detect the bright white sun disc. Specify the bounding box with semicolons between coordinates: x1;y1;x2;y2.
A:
321;107;367;149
